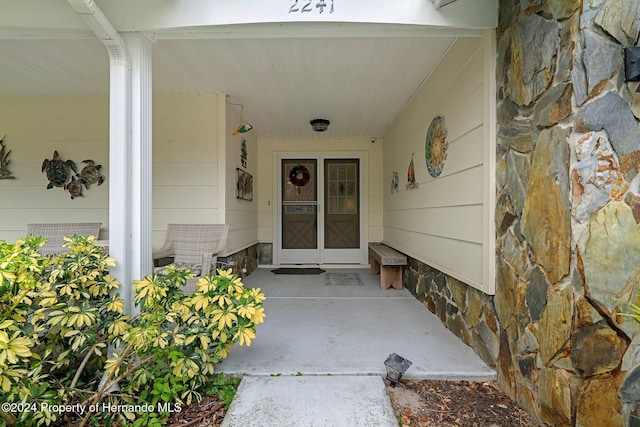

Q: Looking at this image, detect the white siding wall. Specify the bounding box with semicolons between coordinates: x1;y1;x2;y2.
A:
0;96;109;243
257;137;383;264
152;94;222;249
225;101;259;254
0;94;226;253
382;35;496;294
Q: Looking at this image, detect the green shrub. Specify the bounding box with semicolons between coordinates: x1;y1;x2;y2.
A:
0;235;264;426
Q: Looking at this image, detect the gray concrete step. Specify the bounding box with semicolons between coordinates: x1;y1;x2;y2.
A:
221;375;398;427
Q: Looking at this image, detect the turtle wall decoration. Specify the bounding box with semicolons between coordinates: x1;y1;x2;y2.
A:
42;151;105;199
42;151;77;189
65;175;84;199
79;159;104;188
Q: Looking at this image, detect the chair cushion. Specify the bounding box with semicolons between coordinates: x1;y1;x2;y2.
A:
154;262;202;277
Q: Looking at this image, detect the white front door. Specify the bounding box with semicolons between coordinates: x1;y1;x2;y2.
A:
279;156;363;264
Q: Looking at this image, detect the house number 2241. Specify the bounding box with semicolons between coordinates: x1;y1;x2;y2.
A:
289;0;335;14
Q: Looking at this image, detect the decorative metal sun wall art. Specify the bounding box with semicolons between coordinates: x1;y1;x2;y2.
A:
425;116;448;178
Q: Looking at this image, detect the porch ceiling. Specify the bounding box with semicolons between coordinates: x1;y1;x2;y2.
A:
0;1;487;139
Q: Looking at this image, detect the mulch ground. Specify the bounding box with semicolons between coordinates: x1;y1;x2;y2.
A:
386;379;536;427
165;379;536;427
165;394;227;427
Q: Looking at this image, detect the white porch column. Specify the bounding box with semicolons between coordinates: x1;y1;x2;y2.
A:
123;32;154;308
66;3;153;315
106;45;134;314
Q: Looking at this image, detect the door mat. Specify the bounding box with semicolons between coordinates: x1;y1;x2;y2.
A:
325;273;364;286
271;268;326;275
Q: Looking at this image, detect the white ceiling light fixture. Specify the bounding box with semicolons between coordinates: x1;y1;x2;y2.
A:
310;118;330;132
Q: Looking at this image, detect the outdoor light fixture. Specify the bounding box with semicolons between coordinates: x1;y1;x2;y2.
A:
310;118;330;132
384;353;412;387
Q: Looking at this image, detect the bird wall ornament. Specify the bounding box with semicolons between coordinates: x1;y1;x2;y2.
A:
228;99;253;136
233;124;253;135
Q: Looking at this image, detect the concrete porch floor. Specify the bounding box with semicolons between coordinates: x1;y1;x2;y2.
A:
218;267;495;378
218;267;495;427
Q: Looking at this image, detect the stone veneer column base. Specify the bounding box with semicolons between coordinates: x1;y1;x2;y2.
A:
402;255;500;369
222;244;259;278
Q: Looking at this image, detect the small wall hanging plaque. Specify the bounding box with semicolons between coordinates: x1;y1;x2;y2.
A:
390;170;399;193
0;136;15;179
425;116;448;178
236;168;253;201
241;138;248;168
406;153;419;190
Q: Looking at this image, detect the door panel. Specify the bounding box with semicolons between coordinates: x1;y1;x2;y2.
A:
324;159;359;249
325;217;358;248
280;159;319;263
282;205;317;249
323;159;362;263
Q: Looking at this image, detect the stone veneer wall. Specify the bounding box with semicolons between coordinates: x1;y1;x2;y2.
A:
257;242;273;265
496;1;640;426
224;244;259;278
404;258;500;368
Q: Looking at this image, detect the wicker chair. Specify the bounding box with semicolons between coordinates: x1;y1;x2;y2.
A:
26;222;102;256
152;224;229;294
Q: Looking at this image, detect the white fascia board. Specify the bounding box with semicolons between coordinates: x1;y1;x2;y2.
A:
152;23;483;40
1;0;496;40
96;0;498;34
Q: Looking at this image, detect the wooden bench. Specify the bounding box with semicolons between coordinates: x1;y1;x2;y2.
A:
368;243;407;290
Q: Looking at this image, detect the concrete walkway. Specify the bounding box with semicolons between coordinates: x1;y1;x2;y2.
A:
219;267;495;426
